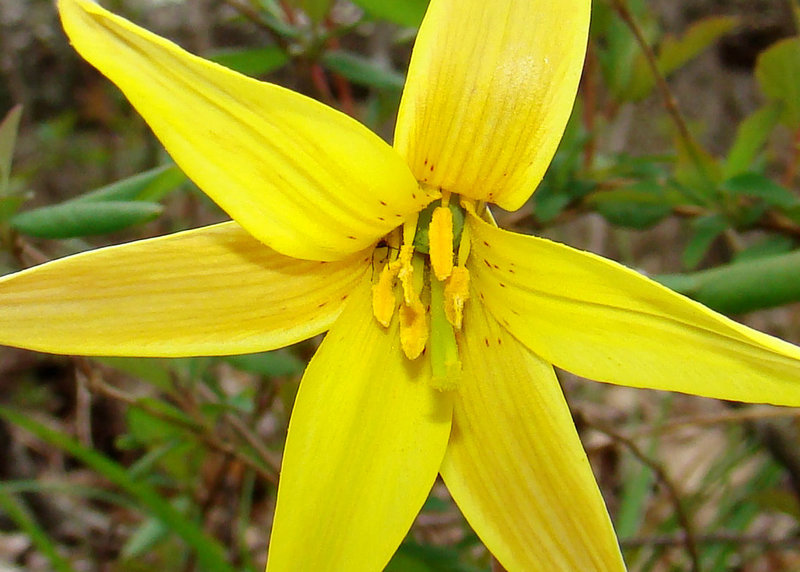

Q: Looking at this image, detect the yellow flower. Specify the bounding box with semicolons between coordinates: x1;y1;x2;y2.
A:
3;0;800;570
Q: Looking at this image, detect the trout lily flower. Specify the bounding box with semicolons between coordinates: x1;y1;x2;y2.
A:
3;0;800;570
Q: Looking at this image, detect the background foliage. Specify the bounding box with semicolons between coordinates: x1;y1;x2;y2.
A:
1;0;800;570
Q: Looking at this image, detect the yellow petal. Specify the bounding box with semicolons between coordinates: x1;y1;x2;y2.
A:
394;0;589;210
468;215;800;405
0;222;368;356
267;277;452;570
59;0;432;262
441;295;625;571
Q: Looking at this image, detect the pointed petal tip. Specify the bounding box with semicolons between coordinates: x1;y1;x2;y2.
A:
59;0;424;262
395;0;590;209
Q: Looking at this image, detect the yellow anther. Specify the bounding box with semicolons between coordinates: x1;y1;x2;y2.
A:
399;297;428;360
444;267;470;330
394;243;416;305
429;206;454;281
371;265;397;327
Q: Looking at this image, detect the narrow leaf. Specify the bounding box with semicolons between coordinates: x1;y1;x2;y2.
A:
756;37;800;128
0;489;75;572
0;406;234;572
658;248;800;314
208;46;289;78
292;0;332;23
723;104;782;179
722;172;799;210
350;0;429;28
72;164;185;203
682;213;727;269
11;200;163;238
223;350;305;377
0;194;27;222
625;16;738;101
322;51;405;91
590;182;673;229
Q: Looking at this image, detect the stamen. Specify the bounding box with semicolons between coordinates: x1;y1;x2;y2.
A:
446;207;472;329
370;194;472;378
399;253;428;360
371;265;397;327
394;243;416;305
444;267;470;330
429;206;454;281
399;297;427;360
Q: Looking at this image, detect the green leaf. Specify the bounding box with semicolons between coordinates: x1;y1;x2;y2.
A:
681;213;727;269
0;405;234;572
72;164;185;203
96;357;173;391
122;512;172;560
756;37;800;128
733;235;795;263
290;0;331;23
223;350;305;377
592;0;654;100
721;172;799;210
387;541;482;572
351;0;429;28
658;248;800;314
0;105;22;194
673;136;721;200
723;104;782;179
11;200;163;238
208;46;289;77
0;193;27;222
322;50;406;91
0;489;76;572
626;16;739;101
590;182;673;229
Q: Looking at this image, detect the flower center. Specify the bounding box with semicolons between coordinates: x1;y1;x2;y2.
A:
371;192;472;390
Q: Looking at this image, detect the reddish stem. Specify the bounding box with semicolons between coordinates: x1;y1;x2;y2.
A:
782;124;800;189
581;44;598;170
325;35;356;117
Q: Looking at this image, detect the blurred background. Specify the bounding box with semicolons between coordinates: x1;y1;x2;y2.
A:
1;0;800;570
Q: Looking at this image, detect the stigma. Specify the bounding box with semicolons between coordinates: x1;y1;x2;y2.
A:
371;192;472;390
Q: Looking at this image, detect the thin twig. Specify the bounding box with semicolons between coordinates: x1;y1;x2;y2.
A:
220;0;290;50
620;406;800;439
608;0;713;183
621;530;800;549
582;44;599;170
193;382;282;475
584;416;701;572
75;358;277;484
782;125;800;189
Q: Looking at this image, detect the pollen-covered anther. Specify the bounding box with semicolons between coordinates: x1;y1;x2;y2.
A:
428;206;454;281
444;266;470;330
393;243;416;305
399;297;428;360
371;265;397;327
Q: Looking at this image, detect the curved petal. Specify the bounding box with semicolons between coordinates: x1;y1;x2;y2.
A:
59;0;432;261
468;215;800;405
267;277;452;570
0;222;369;356
394;0;589;210
441;295;624;571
